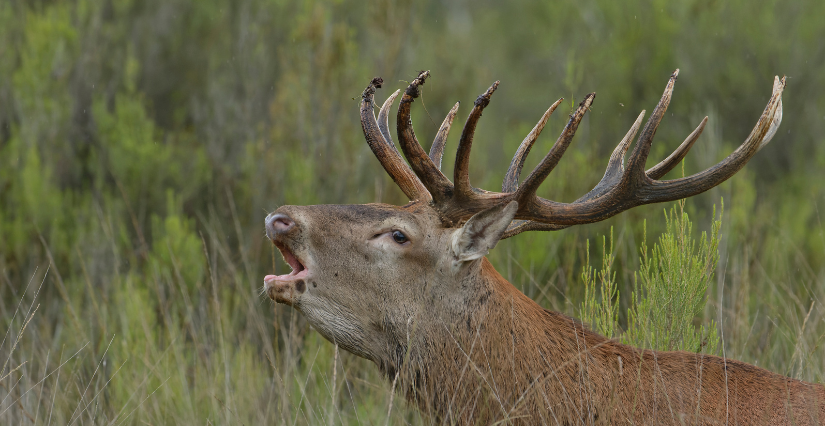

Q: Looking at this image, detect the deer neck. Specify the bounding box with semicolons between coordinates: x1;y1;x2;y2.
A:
390;257;623;423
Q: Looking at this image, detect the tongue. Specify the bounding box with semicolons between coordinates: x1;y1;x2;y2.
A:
264;274;293;283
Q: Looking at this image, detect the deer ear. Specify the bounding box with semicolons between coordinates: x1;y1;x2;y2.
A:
451;201;518;263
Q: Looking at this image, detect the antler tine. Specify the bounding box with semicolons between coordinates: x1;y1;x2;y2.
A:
624;69;679;182
576;110;646;203
646;116;707;180
397;71;455;202
454;82;500;198
378;89;402;152
430;102;460;170
361;78;430;201
502;98;565;193
514;93;596;204
640;75;785;203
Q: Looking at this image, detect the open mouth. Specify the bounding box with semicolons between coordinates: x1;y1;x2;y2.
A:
264;242;309;284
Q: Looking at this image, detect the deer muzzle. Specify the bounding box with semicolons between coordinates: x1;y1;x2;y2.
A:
264;211;310;306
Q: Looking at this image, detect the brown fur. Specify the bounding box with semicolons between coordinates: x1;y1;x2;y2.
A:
265;202;824;425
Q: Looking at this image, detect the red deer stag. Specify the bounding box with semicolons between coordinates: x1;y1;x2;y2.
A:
264;70;824;425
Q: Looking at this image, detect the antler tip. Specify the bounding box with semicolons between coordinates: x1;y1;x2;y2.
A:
773;75;786;93
362;77;384;101
672;69;680;78
474;81;500;107
404;71;431;99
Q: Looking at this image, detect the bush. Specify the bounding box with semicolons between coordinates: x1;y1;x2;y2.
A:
581;200;721;355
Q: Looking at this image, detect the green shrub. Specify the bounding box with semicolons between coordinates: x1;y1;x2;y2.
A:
580;228;619;339
625;200;722;354
581;201;721;355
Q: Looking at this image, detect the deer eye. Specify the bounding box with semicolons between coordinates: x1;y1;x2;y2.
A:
391;230;409;244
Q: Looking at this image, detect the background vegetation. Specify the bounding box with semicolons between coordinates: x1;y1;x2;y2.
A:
1;0;823;424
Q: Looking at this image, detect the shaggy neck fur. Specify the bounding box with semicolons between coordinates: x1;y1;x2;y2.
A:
382;258;824;425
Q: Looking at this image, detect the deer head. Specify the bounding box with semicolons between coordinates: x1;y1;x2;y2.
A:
263;71;816;425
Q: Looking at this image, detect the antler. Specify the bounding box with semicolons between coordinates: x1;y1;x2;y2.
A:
361;70;786;237
360;77;430;201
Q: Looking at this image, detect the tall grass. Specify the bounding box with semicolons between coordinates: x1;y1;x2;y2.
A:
1;221;419;425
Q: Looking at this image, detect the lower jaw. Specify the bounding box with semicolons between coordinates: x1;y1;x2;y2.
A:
264;279;295;305
267;286;295;306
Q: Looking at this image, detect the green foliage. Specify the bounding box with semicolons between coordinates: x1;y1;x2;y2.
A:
12;3;77;151
580;202;722;355
624;201;722;354
580;229;620;339
149;191;206;293
0;133;68;264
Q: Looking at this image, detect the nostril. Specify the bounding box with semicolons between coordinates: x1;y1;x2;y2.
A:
275;218;292;230
267;213;295;235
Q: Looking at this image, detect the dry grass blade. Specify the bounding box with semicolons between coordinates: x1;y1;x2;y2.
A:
67;334;117;424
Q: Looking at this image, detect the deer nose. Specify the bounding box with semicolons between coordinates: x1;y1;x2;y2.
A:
266;213;295;240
